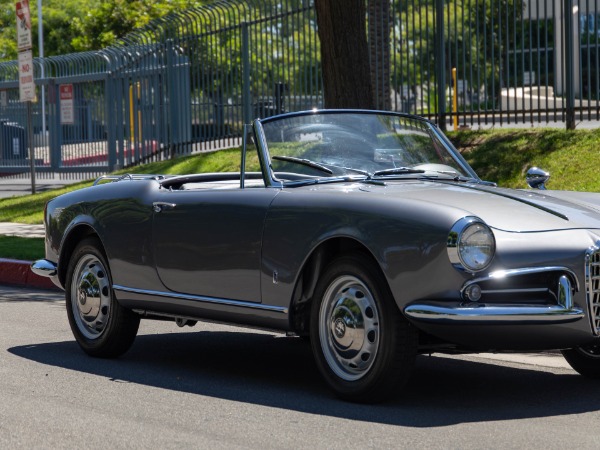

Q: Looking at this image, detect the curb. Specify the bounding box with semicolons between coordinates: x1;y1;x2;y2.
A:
0;258;60;291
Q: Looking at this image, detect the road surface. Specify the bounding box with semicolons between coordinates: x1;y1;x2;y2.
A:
1;285;599;449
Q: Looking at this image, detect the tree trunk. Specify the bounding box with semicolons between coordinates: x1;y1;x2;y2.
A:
315;0;374;109
368;0;391;110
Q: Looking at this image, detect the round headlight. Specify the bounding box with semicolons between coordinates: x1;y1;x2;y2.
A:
448;218;495;272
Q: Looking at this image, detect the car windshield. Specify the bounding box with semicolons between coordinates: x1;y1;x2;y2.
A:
259;111;472;182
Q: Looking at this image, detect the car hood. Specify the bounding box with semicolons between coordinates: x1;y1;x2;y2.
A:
348;180;600;232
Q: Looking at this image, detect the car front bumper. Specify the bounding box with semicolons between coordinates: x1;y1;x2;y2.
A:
31;259;61;289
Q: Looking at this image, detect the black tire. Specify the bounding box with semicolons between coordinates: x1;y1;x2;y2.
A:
65;237;140;358
309;253;417;403
562;344;600;378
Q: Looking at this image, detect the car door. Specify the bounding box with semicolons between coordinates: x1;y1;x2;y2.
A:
152;187;279;302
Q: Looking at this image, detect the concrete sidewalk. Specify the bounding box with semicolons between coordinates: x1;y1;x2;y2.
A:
0;222;45;238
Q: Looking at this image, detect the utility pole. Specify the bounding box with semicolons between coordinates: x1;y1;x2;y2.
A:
16;0;36;194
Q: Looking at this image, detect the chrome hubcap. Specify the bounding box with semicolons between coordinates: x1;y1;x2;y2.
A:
319;275;380;381
70;254;111;340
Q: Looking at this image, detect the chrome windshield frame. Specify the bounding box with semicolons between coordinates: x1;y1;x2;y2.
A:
254;109;482;187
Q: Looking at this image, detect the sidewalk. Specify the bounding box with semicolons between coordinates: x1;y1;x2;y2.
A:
0;222;57;290
0;222;44;238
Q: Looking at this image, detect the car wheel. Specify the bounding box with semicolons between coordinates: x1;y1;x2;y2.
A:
562;344;600;378
65;237;140;358
310;253;417;403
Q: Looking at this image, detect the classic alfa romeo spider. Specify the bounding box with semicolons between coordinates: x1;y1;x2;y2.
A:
33;110;600;402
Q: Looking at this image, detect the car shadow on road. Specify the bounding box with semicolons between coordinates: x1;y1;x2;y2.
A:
8;329;600;427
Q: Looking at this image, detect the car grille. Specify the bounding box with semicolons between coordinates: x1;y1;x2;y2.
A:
587;249;600;335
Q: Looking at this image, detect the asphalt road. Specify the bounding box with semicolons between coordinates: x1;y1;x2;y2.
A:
2;285;600;449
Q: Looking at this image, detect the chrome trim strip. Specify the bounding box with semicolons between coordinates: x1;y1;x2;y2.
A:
558;275;573;309
461;266;580;297
31;259;57;278
404;302;584;324
113;285;289;314
252;119;284;189
480;288;549;295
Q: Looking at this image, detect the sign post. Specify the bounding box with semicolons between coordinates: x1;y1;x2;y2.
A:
16;0;36;194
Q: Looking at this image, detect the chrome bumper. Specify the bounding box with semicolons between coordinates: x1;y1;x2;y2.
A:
31;259;57;278
405;269;585;325
404;302;584;324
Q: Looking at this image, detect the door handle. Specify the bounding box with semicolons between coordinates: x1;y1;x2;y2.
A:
153;202;176;213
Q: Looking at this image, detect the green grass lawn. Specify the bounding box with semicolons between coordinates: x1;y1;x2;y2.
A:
2;127;600;261
449;127;600;191
0;236;45;261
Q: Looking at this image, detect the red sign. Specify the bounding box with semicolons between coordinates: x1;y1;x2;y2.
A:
16;0;32;51
18;49;35;102
60;84;74;124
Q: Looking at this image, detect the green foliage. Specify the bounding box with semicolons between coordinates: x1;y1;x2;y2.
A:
70;0;203;51
0;235;44;261
0;0;212;61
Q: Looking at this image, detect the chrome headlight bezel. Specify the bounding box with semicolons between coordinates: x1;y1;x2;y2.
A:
447;217;496;273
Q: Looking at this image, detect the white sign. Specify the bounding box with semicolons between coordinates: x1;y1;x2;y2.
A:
15;0;32;51
60;84;74;124
18;49;35;102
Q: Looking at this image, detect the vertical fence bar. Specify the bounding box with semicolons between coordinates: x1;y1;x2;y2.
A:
435;0;446;131
565;0;576;129
242;22;251;125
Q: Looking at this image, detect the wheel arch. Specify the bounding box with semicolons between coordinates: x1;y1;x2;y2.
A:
58;223;102;287
289;237;385;336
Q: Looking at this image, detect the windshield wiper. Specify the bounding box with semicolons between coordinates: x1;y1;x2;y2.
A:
419;171;497;186
371;167;425;177
271;155;333;174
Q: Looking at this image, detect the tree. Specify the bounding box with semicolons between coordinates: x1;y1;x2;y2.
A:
71;0;203;51
0;0;209;62
368;0;391;109
314;0;374;109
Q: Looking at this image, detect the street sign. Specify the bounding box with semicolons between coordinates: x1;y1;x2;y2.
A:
18;50;35;102
60;84;75;124
15;0;32;51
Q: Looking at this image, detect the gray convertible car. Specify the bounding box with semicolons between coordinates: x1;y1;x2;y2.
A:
33;109;600;402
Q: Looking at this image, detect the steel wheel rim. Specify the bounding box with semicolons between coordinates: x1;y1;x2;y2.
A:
70;254;111;340
319;275;380;381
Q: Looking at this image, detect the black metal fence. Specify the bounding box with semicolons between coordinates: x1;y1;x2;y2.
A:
393;0;597;131
0;0;596;179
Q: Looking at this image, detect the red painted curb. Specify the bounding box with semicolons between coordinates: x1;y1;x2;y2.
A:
0;258;60;291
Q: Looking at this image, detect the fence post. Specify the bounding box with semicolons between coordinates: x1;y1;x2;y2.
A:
105;75;117;171
242;22;251;125
166;40;177;158
435;0;446;131
47;78;60;172
564;0;575;130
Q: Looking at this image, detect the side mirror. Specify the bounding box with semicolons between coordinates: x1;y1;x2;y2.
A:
526;167;550;190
